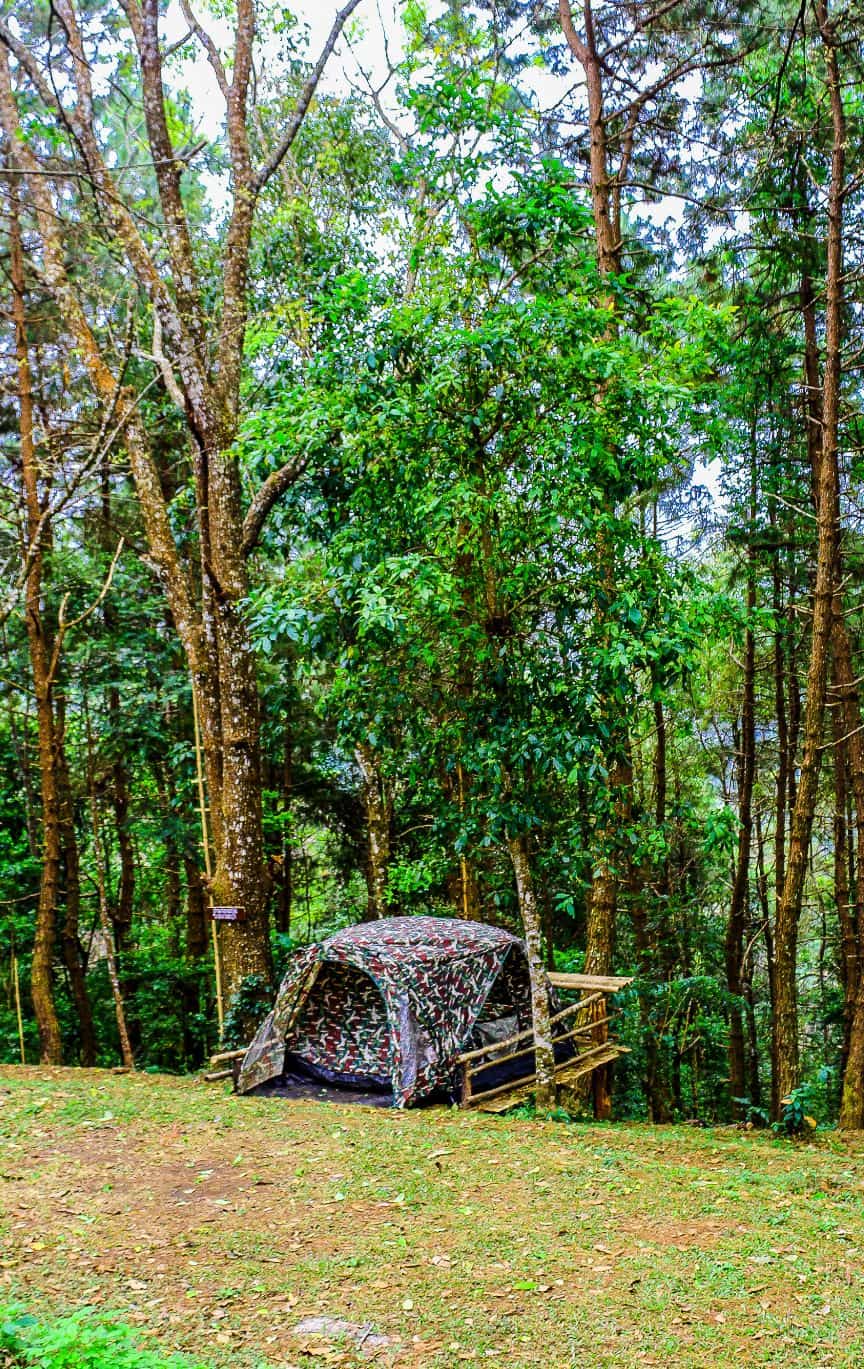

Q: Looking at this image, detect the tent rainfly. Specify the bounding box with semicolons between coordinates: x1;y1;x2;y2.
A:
236;915;557;1107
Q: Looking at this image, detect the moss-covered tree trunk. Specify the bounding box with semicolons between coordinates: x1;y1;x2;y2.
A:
507;831;556;1111
10;174;62;1064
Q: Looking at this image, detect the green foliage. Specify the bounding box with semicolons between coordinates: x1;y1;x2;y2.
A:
504;1099;579;1124
0;1303;205;1369
614;976;736;1123
87;947;213;1074
773;1086;819;1139
732;1098;771;1129
220;974;272;1050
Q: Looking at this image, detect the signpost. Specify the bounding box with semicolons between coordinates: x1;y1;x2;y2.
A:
211;906;246;923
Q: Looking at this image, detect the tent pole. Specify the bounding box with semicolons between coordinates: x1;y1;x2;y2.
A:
192;680;223;1035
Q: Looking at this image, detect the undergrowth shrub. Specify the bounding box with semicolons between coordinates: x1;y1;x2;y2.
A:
0;1304;205;1369
773;1084;818;1138
220;973;271;1048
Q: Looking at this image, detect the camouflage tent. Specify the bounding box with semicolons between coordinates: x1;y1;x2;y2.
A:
236;916;535;1106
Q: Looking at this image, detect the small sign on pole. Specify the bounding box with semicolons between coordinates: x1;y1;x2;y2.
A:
211;905;246;923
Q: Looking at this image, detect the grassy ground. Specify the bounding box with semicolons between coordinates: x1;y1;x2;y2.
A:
1;1067;863;1368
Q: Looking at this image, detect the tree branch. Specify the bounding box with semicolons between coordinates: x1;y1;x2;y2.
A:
150;311;186;412
179;0;229;97
241;455;310;557
119;0;206;354
214;0;257;417
252;0;363;193
0;17;62;113
0;49;204;673
48;537;125;688
558;0;591;68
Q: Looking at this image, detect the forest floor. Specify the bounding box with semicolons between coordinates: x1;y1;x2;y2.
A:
1;1068;864;1369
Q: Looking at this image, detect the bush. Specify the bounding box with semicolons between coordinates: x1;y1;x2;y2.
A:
0;1304;206;1369
773;1085;818;1138
220;973;272;1048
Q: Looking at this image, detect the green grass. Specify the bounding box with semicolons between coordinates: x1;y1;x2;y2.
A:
2;1066;864;1367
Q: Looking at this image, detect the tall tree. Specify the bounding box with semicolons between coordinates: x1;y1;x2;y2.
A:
0;0;359;1006
8;171;62;1062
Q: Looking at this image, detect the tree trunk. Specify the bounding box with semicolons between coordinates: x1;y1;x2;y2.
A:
99;454;136;959
274;712;294;935
628;688;670;1122
56;696;96;1066
185;858;209;961
841;958;864;1128
726;448;757;1114
583;872;616;1118
833;606;864;1126
772;3;845;1113
4;682;38;861
743;931;762;1110
356;743;392;919
558;3;628;1113
10;173;62;1065
506;831;556;1111
558;1;619;276
204;531;272;995
88;767;135;1071
111;734;135;956
630;891;666;1122
771;507;788;920
832;688;855;1062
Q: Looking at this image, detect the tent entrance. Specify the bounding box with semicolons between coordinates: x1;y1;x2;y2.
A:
285;962;392;1091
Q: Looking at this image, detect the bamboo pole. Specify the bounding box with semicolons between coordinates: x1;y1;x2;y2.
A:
209;1048;248;1066
547;971;633;993
11;947;25;1064
192;682;223;1034
457;761;469;919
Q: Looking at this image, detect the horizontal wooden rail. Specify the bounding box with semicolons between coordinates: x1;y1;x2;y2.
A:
466;1040;629;1108
548;972;633;993
550;991;604;1026
461;1013;616;1081
455;993;603;1068
209;1048;247;1067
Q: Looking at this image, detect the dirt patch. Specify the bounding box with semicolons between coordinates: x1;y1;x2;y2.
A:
615;1215;734;1249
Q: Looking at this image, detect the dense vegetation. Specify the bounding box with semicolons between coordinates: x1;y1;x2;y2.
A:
2;0;864;1125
